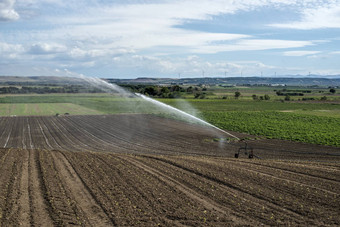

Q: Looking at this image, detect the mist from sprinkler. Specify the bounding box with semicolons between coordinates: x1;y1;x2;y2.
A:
59;70;240;141
135;93;240;140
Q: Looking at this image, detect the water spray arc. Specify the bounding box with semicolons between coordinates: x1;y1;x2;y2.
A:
135;93;240;140
62;72;241;143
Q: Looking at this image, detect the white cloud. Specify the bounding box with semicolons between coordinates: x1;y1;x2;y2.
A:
67;47;134;60
111;54;281;77
28;43;67;55
1;0;340;77
24;0;321;53
0;42;24;59
4;0;328;55
270;1;340;29
192;39;314;54
0;0;19;21
283;51;321;56
0;41;23;52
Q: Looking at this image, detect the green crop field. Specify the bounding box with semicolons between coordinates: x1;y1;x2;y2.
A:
202;111;340;147
0;103;103;116
157;99;340;147
1;92;339;147
159;99;340;112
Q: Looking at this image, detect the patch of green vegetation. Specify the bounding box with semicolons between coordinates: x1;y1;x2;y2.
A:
159;99;340;112
0;95;70;103
202;111;340;147
0;103;104;116
279;109;340;118
72;97;155;114
0;94;158;115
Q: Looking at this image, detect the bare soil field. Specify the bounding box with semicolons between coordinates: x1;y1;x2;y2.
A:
0;114;339;226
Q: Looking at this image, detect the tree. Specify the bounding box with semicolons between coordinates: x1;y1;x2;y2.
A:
194;93;201;99
284;94;291;101
170;85;183;92
252;94;258;100
143;86;157;96
186;86;193;93
330;88;336;94
160;87;169;94
264;94;270;100
234;91;241;99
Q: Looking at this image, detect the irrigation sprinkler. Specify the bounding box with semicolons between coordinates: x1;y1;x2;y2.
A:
134;92;259;158
235;140;255;159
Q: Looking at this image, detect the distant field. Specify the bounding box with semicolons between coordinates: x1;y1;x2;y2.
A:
0;94;159;114
1;93;339;146
183;86;340;100
0;103;103;116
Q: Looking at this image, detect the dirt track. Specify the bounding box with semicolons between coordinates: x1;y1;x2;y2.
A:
0;115;339;226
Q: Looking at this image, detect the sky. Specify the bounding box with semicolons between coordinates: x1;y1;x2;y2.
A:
1;0;340;78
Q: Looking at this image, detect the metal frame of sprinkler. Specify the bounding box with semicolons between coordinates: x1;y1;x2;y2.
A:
235;140;254;159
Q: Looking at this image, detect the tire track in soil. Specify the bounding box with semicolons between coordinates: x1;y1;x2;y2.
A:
51;150;112;227
120;155;257;226
26;118;34;149
3;128;12;148
17;149;31;226
29;150;54;226
0;149;23;226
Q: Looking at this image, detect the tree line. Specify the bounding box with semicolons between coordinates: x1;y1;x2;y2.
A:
120;84;205;98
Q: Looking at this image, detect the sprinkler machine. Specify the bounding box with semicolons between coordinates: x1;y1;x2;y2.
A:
235;140;254;159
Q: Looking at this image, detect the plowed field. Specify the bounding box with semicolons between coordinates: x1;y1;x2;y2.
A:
0;115;339;226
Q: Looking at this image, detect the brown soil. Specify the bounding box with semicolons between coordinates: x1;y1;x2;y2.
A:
0;114;339;226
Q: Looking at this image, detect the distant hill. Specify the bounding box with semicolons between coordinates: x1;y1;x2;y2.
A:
1;76;340;87
0;76;86;86
107;77;340;86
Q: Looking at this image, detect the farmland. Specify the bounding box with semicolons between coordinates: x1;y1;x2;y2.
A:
0;114;339;226
1;92;340;147
0;84;339;226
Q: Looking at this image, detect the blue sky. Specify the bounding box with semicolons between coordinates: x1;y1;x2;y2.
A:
1;0;340;78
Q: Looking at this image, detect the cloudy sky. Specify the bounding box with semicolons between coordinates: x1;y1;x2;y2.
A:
1;0;340;78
